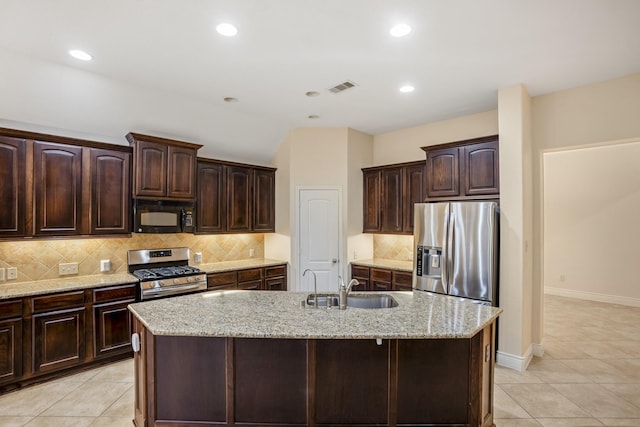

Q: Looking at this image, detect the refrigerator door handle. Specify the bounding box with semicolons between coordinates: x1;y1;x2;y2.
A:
446;210;455;293
441;204;450;293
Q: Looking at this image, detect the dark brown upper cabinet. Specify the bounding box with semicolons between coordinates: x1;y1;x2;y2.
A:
126;133;202;201
423;135;499;201
34;141;83;236
253;168;276;232
90;148;131;235
0;127;132;239
362;160;425;235
0;136;27;237
196;158;276;234
196;161;226;233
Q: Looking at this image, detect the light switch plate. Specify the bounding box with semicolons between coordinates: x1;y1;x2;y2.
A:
194;252;202;263
0;268;5;281
7;267;17;280
100;259;111;272
59;262;79;276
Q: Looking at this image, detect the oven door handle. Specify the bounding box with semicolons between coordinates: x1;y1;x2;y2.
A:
143;283;207;298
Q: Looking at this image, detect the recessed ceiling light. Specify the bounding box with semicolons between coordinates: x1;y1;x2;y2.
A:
69;49;92;61
305;91;320;97
216;23;238;37
223;97;238;103
399;85;415;93
390;24;411;37
308;115;320;119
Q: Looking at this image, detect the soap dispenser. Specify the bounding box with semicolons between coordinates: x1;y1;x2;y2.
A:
338;276;348;310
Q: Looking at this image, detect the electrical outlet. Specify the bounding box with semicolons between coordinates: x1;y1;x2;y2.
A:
100;259;111;272
59;262;79;276
7;267;17;280
249;248;255;258
0;268;5;281
194;252;202;263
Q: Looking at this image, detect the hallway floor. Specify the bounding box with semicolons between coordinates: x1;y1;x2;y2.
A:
0;294;638;426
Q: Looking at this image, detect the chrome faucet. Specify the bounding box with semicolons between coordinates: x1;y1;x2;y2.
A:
338;276;359;310
303;269;318;308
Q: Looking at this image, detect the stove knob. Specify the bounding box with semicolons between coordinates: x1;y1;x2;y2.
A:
188;277;194;283
173;278;180;285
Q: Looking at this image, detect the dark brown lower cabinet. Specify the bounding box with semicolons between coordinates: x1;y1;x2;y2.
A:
1;285;135;394
93;284;136;359
0;300;22;385
207;264;288;292
133;318;496;427
351;263;413;291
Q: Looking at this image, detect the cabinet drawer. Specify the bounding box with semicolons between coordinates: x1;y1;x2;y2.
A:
31;291;85;314
370;268;391;282
351;265;370;279
392;271;413;287
238;268;262;283
0;299;22;320
93;283;137;304
208;271;238;289
265;265;286;278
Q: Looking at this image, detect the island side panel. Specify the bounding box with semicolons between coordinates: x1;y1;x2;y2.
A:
233;338;308;425
314;339;391;425
468;322;496;427
155;335;227;423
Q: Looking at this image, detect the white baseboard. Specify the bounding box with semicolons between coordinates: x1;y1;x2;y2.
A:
545;287;640;308
496;344;533;372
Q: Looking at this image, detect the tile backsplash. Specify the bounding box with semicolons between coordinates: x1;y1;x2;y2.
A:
0;233;264;282
373;234;414;261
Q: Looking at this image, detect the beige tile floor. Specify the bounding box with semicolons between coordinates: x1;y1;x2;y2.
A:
0;294;638;426
495;295;640;426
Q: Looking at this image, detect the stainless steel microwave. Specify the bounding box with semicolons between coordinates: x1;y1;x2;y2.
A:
133;200;195;233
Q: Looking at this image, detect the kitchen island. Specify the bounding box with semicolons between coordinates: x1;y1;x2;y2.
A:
128;290;502;427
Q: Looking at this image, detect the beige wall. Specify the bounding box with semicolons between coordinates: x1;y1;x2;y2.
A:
543;140;640;306
373;110;499;165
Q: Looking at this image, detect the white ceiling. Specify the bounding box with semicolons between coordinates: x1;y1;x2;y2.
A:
1;0;639;164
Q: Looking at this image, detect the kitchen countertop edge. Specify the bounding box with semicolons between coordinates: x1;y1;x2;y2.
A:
129;290;502;340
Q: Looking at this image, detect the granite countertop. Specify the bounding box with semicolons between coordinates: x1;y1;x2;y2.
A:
0;258;288;300
351;258;413;272
128;290;502;340
0;273;138;300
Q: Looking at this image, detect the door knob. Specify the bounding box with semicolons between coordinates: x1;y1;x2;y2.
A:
332;258;338;264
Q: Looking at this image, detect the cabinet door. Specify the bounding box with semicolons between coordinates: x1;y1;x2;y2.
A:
362;170;381;232
134;140;167;197
402;163;425;234
167;145;197;199
392;270;413;291
350;265;370;291
227;166;252;232
207;271;237;290
197;162;226;233
381;168;403;233
0;319;21;384
425;146;460;199
90;149;131;234
0;137;26;237
370;268;392;292
463;140;499;196
94;301;133;358
0;300;22;385
34;142;83;236
253;169;275;232
32;307;86;374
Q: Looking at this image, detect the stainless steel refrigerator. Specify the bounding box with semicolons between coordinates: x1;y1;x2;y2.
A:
412;201;499;305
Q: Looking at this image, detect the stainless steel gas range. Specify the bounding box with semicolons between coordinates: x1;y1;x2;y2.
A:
127;247;207;300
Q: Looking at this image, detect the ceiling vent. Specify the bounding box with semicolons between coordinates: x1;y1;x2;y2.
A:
328;80;357;94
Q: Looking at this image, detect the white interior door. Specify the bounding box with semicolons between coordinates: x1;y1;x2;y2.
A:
298;188;341;293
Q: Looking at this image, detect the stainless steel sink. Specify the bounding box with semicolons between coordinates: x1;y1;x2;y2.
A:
305;293;398;309
347;294;398;309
